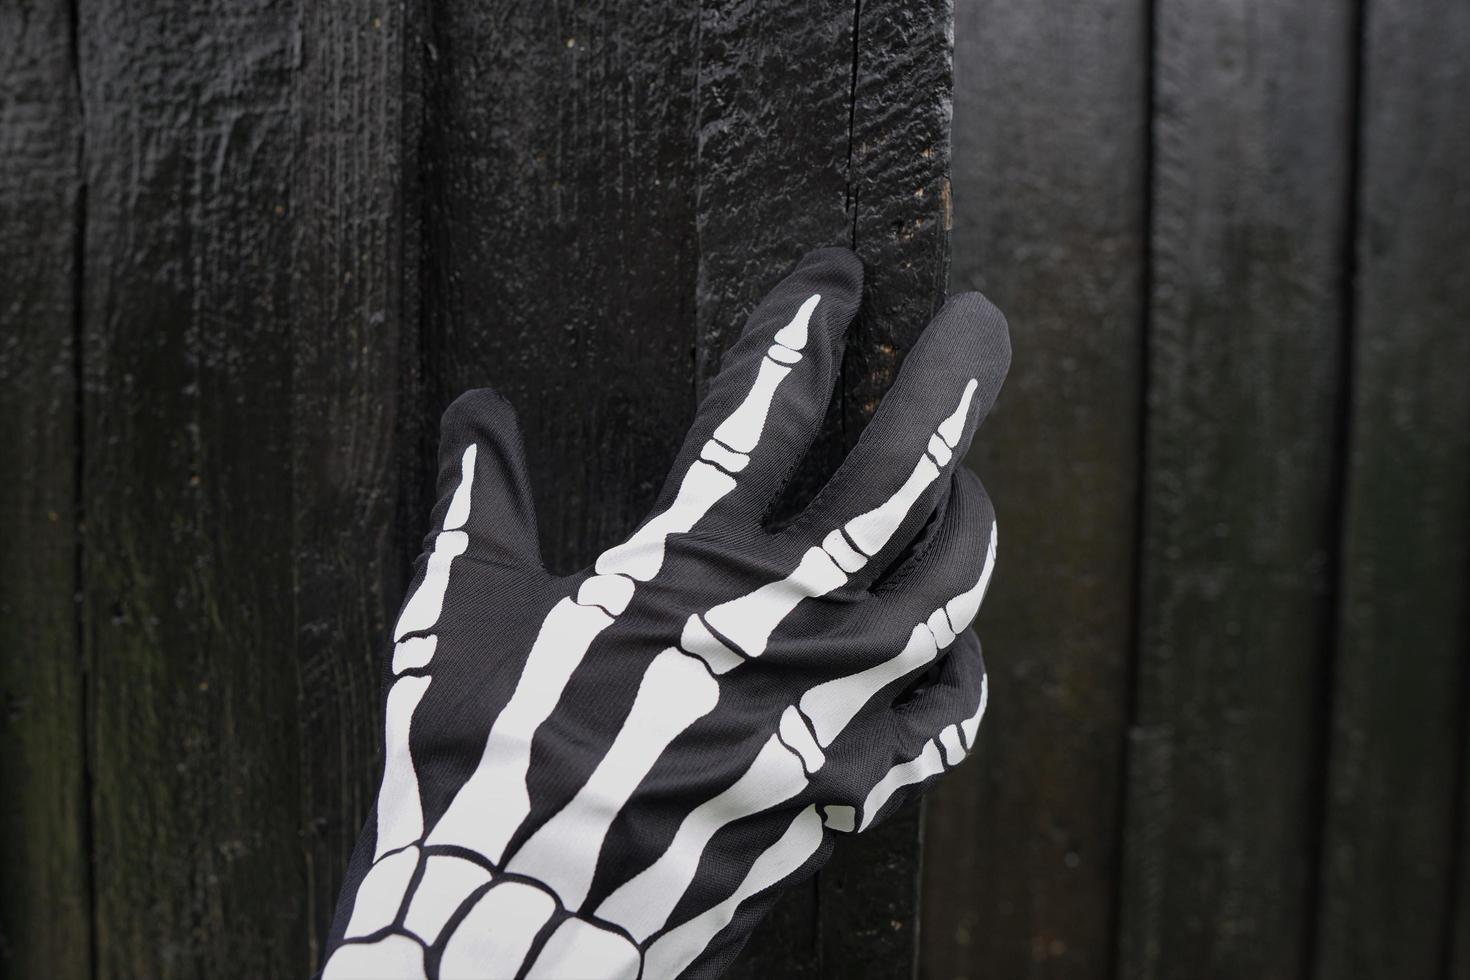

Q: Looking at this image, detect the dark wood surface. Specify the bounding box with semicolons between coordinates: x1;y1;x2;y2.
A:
6;0;952;975
1118;0;1356;976
1312;0;1470;976
77;0;302;974
920;0;1148;976
420;0;953;973
290;3;414;966
0;1;90;975
5;0;1468;977
921;1;1469;979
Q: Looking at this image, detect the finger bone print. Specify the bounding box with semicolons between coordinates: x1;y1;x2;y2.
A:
323;292;995;979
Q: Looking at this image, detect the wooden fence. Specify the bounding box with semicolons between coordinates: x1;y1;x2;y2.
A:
1;0;1465;977
925;1;1470;978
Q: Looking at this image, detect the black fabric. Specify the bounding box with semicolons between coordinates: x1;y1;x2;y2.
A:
322;247;1010;979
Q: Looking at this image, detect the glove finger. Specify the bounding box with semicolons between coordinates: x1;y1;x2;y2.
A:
820;630;987;836
784;291;1009;591
774;481;994;756
660;247;862;526
429;388;544;573
871;467;998;637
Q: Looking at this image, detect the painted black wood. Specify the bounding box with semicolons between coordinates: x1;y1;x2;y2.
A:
5;1;1469;977
290;3;415;967
1117;0;1357;976
1312;0;1470;976
920;0;1148;975
420;0;955;973
814;2;957;975
686;2;856;972
0;1;89;976
77;0;303;974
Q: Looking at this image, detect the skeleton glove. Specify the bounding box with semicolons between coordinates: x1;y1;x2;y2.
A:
324;247;1011;979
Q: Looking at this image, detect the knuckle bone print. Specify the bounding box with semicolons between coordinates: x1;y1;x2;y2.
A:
323;248;1011;979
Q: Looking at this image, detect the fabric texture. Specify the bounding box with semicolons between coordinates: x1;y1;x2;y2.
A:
322;247;1011;979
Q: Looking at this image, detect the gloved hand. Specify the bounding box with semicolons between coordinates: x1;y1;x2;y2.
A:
323;247;1010;980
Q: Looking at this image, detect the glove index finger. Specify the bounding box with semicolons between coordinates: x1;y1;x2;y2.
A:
651;247;863;526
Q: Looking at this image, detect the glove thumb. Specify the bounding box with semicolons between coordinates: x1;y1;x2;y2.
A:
431;388;543;571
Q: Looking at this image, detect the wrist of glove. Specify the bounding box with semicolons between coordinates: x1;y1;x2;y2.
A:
323;247;1010;980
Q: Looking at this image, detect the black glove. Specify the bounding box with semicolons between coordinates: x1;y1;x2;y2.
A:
323;247;1010;979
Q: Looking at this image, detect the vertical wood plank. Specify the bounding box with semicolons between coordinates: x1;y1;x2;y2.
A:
0;1;90;975
78;1;303;974
419;0;702;576
422;3;954;975
291;1;414;970
818;0;956;974
1313;0;1470;975
690;1;855;973
688;0;955;972
920;0;1148;975
1456;738;1470;979
1117;0;1355;975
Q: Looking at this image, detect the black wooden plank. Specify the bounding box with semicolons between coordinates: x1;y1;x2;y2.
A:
0;1;89;976
419;0;703;576
422;4;954;977
687;0;956;972
77;1;303;974
1116;0;1356;975
689;0;856;973
1456;740;1470;979
920;0;1148;975
1312;0;1470;975
291;3;415;970
817;0;956;974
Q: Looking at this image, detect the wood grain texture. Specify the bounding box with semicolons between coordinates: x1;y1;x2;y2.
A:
1312;0;1470;975
1116;0;1355;976
290;2;414;970
689;1;855;973
419;0;702;577
920;1;1148;975
419;2;953;976
1456;737;1470;980
0;1;90;976
817;1;955;975
77;0;302;974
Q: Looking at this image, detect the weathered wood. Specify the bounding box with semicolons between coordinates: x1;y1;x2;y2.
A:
14;0;1466;974
817;1;955;974
1312;0;1470;975
419;0;702;576
919;0;1148;975
290;3;414;970
77;1;303;974
1456;744;1470;979
0;1;90;976
688;0;855;972
1116;0;1355;975
420;3;954;976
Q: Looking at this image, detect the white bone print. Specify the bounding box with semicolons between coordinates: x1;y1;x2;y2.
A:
493;384;987;957
326;296;829;978
329;446;479;972
591;530;996;944
322;253;1012;980
506;648;721;908
855;672;988;832
641;805;826;979
329;411;992;980
693;379;979;670
426;296;821;863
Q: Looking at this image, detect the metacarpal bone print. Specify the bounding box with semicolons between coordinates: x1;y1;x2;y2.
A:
322;248;1010;979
